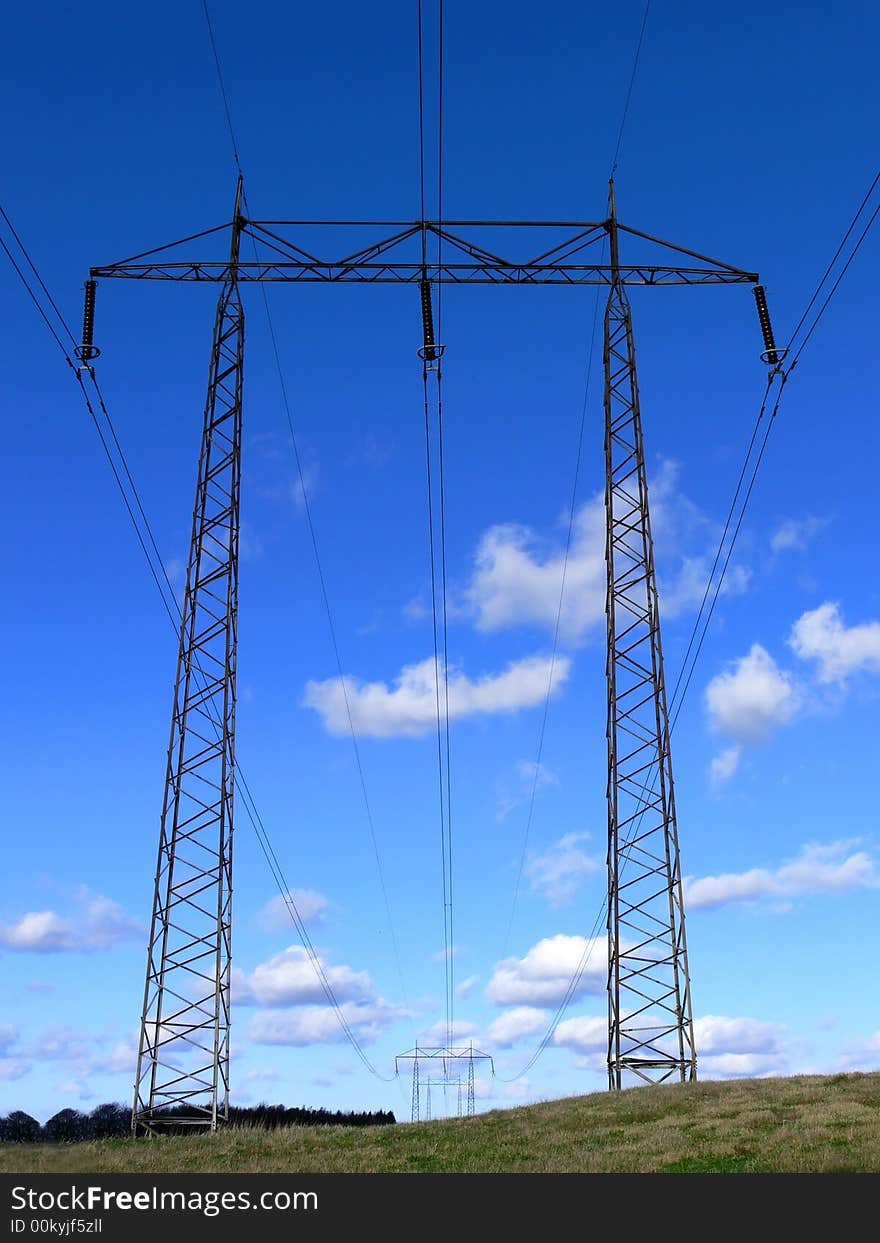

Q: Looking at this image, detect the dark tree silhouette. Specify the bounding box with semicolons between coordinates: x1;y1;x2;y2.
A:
88;1103;129;1139
1;1111;41;1143
0;1101;396;1142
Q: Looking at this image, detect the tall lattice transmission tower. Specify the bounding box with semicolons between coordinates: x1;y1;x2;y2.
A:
130;182;245;1134
602;181;693;1087
82;178;778;1126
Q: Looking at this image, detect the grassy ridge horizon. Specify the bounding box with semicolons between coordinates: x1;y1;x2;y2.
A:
2;1072;879;1174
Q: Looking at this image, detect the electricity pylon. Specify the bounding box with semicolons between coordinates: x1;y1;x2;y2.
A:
83;182;778;1116
131;179;244;1134
396;1043;491;1119
603;182;695;1087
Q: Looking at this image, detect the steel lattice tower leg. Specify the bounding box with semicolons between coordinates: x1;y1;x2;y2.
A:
411;1048;420;1122
467;1050;475;1117
132;182;245;1135
604;184;696;1091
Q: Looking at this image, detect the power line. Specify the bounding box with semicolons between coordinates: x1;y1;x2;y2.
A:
199;0;410;1011
201;0;244;178
610;0;652;175
0;202;395;1081
782;167;880;356
501;268;604;961
784;197;880;374
497;162;880;1085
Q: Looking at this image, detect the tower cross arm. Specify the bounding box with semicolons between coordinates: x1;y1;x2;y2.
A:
88;219;759;286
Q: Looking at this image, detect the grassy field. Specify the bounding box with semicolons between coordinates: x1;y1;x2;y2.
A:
3;1072;880;1174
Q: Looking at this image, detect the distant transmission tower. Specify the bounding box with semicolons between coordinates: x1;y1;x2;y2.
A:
131;180;244;1134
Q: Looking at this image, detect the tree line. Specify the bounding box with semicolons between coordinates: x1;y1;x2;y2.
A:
0;1102;396;1142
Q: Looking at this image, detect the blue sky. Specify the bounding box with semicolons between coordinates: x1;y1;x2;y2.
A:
1;0;879;1122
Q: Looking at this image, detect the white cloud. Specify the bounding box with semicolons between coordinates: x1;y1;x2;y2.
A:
454;975;479;1001
57;1079;95;1102
0;893;141;954
496;760;558;822
243;1067;281;1083
693;1015;788;1080
0;1059;31;1082
291;462;319;512
839;1030;880;1071
770;516;823;554
417;1019;479;1045
234;945;373;1008
103;1037;139;1075
464;502;605;641
706;644;800;745
29;1026;94;1063
694;1015;786;1055
552;1014;606;1055
487;1007;549;1048
789;602;880;684
258;889;328;932
486;935;605;1006
705;643;801;779
460;461;750;641
517;760;557;789
247;1000;400;1047
709;744;742;783
699;1052;786;1079
304;654;569;739
525;833;600;907
0;1025;19;1056
684;839;880;911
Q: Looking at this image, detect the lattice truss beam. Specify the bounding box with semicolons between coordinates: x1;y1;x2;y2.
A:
132;273;243;1134
604;275;696;1088
90;218;758;286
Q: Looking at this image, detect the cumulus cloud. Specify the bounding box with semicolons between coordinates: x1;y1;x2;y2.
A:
525;833;600;907
709;745;742;784
486;935;605;1006
694;1014;788;1079
552;1014;606;1055
770;516;824;554
694;1015;786;1055
417;1019;479;1045
304;654;569;739
258;889;328;932
460;461;750;641
247;1000;400;1048
789;602;880;684
0;1059;31;1082
705;644;801;780
234;946;373;1008
838;1030;880;1072
0;893;141;954
496;760;557;822
454;975;479;1001
487;1007;549;1048
29;1026;94;1063
684;839;880;911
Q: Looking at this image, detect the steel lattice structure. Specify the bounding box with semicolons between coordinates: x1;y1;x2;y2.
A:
131;182;244;1134
395;1044;491;1120
604;185;695;1087
82;181;778;1127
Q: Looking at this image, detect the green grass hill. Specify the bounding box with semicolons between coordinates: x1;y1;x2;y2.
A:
3;1072;879;1174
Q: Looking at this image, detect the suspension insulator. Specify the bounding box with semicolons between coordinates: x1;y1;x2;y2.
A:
419;277;437;362
75;278;101;364
753;284;779;366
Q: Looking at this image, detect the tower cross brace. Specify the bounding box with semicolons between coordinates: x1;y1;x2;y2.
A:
84;183;777;1127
